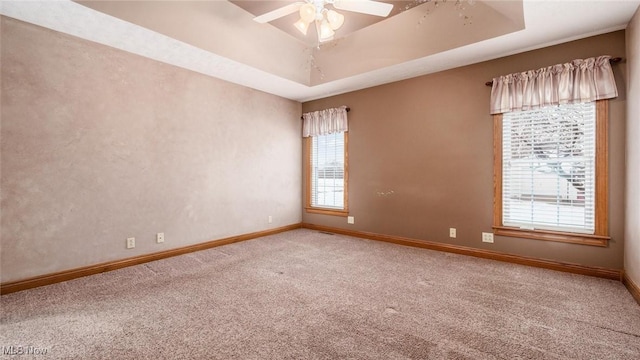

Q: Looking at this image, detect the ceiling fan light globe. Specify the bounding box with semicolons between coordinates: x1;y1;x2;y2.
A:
293;18;310;35
326;10;344;30
319;19;335;41
299;3;316;23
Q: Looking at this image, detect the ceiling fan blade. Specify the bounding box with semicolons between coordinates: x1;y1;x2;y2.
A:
333;0;393;17
253;2;305;24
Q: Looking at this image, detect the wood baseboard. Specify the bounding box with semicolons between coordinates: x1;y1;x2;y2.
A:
3;223;625;295
301;223;622;281
1;223;302;295
622;271;640;306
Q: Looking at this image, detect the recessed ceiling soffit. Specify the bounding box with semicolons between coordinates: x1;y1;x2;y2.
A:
75;0;524;87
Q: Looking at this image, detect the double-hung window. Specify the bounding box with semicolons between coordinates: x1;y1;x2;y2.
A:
306;132;348;215
491;56;616;246
494;101;608;245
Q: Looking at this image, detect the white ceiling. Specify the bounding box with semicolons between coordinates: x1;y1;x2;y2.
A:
1;0;639;102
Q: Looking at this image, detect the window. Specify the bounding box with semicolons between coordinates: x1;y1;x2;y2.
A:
493;100;609;246
305;131;348;216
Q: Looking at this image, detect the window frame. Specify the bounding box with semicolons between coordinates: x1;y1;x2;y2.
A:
493;100;609;247
305;131;349;217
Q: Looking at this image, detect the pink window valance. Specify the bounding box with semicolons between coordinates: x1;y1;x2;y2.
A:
302;106;348;138
490;55;618;114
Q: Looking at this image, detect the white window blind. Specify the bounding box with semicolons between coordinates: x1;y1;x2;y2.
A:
310;132;345;209
502;102;596;234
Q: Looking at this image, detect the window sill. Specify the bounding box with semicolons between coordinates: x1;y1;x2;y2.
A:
492;226;609;247
305;207;349;217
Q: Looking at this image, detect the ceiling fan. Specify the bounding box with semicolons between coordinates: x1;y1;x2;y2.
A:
253;0;394;43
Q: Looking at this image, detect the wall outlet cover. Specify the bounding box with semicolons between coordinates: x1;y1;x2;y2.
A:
482;232;494;243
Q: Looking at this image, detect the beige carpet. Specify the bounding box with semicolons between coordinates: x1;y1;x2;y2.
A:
1;229;639;359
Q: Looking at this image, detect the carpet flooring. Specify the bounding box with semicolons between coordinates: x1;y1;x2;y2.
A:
1;229;639;359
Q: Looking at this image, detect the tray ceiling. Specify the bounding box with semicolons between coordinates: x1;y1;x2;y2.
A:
1;1;638;101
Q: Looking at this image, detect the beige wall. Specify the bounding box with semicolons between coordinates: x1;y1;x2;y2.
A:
0;17;302;283
625;9;640;284
303;31;627;270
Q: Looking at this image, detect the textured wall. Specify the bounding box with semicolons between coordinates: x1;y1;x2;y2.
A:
0;17;302;283
303;31;627;270
625;9;640;284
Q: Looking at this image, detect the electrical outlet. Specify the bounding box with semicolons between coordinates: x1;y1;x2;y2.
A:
157;232;164;244
482;232;494;243
347;216;355;224
449;228;456;238
268;216;273;224
126;237;135;249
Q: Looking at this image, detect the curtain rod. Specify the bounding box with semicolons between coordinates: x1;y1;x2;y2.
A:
484;57;623;87
301;107;350;120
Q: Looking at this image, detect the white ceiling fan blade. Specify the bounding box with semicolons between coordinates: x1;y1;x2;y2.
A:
253;2;305;24
333;0;393;17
